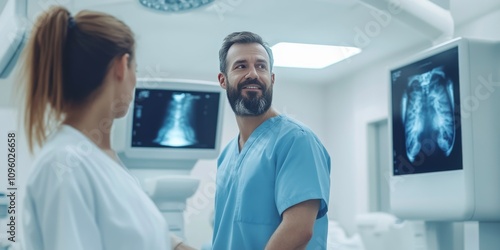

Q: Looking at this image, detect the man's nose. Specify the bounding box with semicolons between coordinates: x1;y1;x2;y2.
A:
245;66;259;80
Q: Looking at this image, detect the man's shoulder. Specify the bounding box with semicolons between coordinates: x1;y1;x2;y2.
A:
275;115;316;137
274;116;329;156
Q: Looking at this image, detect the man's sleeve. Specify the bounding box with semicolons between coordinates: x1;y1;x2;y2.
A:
274;129;331;218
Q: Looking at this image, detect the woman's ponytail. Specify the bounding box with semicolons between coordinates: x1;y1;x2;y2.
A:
22;6;70;152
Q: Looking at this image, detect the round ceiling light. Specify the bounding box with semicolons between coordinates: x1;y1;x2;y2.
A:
139;0;215;12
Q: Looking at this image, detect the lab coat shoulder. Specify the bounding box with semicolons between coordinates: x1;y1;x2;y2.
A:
23;130;104;250
26;132;97;202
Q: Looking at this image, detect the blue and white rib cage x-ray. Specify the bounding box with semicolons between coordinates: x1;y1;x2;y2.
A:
400;66;457;165
113;78;225;239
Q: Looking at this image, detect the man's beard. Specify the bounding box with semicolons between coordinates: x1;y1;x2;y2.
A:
226;78;272;116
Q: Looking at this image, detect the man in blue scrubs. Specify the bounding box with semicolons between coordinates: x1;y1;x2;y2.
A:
212;31;331;250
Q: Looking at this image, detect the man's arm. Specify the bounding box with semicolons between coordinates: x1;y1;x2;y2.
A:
265;199;320;250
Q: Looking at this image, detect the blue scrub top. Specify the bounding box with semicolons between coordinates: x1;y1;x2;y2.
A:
213;115;331;250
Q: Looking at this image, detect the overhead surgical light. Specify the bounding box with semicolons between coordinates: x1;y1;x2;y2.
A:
138;0;215;12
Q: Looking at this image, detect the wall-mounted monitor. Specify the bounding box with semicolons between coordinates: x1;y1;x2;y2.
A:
122;79;225;161
389;37;500;221
0;0;26;78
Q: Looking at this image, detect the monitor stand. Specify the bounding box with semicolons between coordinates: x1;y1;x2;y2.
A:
477;222;500;250
142;175;200;239
426;221;500;250
118;155;200;239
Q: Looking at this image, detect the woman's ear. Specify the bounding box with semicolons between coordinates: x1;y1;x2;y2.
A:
115;53;130;81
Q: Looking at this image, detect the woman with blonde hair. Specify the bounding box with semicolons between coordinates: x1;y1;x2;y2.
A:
21;6;193;250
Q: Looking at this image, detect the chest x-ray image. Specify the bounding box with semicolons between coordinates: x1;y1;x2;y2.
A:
131;89;220;149
403;67;456;162
391;47;463;175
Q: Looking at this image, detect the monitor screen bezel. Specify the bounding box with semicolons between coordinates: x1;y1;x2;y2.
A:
390;44;464;176
123;78;225;160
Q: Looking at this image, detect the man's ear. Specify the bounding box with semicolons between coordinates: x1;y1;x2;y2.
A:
115;53;130;81
271;72;275;85
218;73;227;89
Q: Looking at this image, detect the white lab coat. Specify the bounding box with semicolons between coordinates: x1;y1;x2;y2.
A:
23;125;171;250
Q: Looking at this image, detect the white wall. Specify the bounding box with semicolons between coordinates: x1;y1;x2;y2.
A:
325;56;396;234
324;5;500;242
0;71;17;108
454;9;500;40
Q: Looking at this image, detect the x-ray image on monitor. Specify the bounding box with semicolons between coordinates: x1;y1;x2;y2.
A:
153;92;198;147
131;89;220;149
391;46;463;175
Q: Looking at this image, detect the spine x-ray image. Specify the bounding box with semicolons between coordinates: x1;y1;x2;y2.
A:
391;47;463;175
131;89;220;149
154;93;198;147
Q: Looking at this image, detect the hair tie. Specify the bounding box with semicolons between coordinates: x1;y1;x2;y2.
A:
68;16;76;30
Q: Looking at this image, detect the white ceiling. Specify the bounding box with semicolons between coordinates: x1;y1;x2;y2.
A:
17;0;500;85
